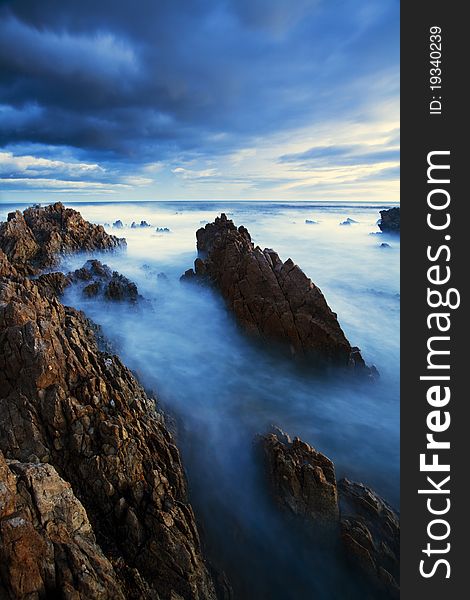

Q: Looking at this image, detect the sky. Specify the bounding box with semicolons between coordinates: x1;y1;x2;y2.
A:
0;0;399;203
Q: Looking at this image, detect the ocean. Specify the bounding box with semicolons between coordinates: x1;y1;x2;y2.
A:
1;200;400;599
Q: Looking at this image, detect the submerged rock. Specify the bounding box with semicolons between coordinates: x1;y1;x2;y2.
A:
156;227;171;233
0;203;125;273
182;214;374;375
340;218;358;226
380;243;391;248
378;208;400;233
305;219;318;225
258;429;400;598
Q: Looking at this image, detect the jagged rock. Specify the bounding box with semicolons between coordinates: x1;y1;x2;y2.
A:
182;214;373;375
339;218;358;226
156;227;171;233
258;428;339;526
72;259;140;303
36;272;72;297
257;429;399;598
0;450;126;599
131;221;152;229
378;208;400;233
0;203;125;273
339;479;399;597
0;205;217;599
113;220;124;229
36;260;140;303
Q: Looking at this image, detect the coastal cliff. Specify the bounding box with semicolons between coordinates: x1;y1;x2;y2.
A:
0;204;217;600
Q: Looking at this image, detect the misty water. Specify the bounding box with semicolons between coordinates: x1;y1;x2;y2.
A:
2;200;400;598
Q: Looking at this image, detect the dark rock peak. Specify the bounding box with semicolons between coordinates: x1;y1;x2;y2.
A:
184;214;375;376
378;207;400;233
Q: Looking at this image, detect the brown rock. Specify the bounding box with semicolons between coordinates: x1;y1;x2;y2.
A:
258;428;339;526
0;203;125;272
0;204;217;598
257;430;399;598
183;214;374;375
339;479;400;597
0;450;125;600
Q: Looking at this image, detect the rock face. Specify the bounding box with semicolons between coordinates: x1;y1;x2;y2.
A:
0;203;125;273
0;205;217;599
339;479;400;597
0;451;125;600
183;214;372;374
258;429;339;526
258;429;399;597
378;208;400;233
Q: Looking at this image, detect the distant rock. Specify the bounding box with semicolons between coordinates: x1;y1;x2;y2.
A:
0;203;125;274
378;208;400;233
380;243;391;248
156;227;171;233
258;429;399;598
340;218;358;226
131;220;152;229
182;214;375;375
113;219;124;229
305;219;318;225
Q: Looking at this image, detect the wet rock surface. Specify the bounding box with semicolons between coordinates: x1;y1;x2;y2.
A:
0;203;125;273
378;208;400;233
258;429;400;598
0;205;217;599
183;214;373;375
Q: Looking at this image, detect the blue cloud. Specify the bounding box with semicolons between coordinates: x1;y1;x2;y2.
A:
0;0;399;198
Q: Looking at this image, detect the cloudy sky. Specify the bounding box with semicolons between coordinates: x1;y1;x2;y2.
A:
0;0;399;203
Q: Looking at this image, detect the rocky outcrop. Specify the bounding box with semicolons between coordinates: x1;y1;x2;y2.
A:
378;208;400;233
258;428;339;527
0;451;125;600
0;203;125;274
0;205;217;599
71;259;140;302
35;259;140;303
258;429;399;597
183;214;373;375
339;479;400;597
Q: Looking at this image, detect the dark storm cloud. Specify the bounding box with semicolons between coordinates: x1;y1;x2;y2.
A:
0;1;398;157
0;0;399;200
